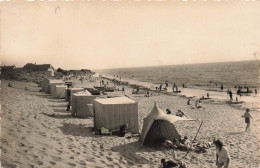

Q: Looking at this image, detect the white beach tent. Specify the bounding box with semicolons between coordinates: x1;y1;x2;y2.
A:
93;97;139;134
41;78;63;94
50;83;64;97
55;85;67;98
71;91;96;118
139;103;194;146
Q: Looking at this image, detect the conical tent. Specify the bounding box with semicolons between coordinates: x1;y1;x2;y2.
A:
139;103;194;146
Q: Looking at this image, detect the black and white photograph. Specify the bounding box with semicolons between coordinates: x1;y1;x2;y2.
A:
0;1;259;168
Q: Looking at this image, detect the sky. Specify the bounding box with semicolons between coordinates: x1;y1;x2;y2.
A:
1;1;260;70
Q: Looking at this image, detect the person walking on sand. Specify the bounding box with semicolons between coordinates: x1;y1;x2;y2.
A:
214;139;230;168
229;91;233;100
242;109;252;132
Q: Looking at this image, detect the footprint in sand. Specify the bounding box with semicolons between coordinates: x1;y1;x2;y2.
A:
52;156;62;161
37;161;43;166
67;163;76;167
69;156;74;160
80;161;86;166
20;143;25;147
106;157;113;162
49;161;56;165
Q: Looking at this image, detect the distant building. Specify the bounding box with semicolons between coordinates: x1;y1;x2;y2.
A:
23;63;55;77
1;65;16;71
23;63;54;71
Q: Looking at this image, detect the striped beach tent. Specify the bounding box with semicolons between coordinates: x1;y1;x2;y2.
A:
139;103;194;146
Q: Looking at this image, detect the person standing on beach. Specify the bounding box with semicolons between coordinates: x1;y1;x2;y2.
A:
214;140;230;168
255;89;257;94
229;91;233;100
242;109;252;132
221;84;224;91
207;93;209;98
122;86;125;94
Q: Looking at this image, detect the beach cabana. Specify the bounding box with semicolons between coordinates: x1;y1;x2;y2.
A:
41;78;63;94
93;97;139;134
65;88;84;101
139;103;194;146
50;83;65;97
71;91;96;118
55;85;67;98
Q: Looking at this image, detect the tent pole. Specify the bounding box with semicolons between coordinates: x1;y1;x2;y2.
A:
185;120;203;156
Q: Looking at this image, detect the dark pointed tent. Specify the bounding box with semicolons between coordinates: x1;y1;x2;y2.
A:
139;103;194;146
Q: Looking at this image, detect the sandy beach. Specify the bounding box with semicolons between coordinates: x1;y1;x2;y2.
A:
0;79;259;168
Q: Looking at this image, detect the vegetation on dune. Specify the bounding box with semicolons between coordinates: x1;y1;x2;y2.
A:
1;67;94;84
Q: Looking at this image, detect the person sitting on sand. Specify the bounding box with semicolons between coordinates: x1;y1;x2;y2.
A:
160;158;178;168
242;109;252;132
8;83;12;87
196;100;202;108
180;136;189;145
166;109;172;114
176;109;185;117
24;87;29;91
119;123;128;137
187;99;190;105
198;101;202;108
172;138;191;152
214;139;230;168
147;90;150;98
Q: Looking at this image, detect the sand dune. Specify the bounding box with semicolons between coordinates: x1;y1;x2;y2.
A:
0;80;259;168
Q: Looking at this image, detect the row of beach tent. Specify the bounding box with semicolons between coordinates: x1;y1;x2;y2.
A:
41;77;194;146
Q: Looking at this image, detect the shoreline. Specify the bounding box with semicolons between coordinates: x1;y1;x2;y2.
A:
100;75;260;112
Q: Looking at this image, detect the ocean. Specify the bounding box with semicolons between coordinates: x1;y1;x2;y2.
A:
95;60;259;89
94;60;260;111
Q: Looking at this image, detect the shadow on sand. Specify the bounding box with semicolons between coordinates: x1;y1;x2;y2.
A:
35;94;52;98
59;123;95;137
49;104;67;108
111;141;156;166
225;131;245;135
48;99;67;103
53;108;70;113
41;112;73;119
